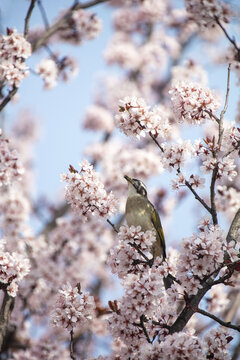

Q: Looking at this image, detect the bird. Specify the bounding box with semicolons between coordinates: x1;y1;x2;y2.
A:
124;175;172;289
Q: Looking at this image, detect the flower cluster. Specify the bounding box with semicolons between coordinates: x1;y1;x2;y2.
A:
51;282;95;330
204;327;232;360
172;172;205;191
108;225;156;278
0;28;31;88
61;160;117;220
0;239;30;297
169;81;220;124
115;96;170;139
35;58;58;90
162;140;194;171
141;332;204;360
56;9;102;45
194;139;237;181
177;222;239;295
83;104;114;133
108;266;165;349
185;0;232;29
35;56;79;89
0;136;24;187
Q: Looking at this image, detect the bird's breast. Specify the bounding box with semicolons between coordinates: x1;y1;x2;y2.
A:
125;196;154;232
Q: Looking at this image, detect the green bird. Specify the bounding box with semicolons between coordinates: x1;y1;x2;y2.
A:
124;175;172;289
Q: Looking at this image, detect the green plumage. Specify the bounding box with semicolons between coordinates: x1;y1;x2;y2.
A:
125;196;166;259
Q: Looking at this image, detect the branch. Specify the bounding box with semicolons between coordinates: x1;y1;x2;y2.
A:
70;329;76;360
133;315;152;344
215;16;240;61
184;179;212;214
0;291;15;351
24;0;37;38
210;64;231;225
196;308;240;332
106;219;118;233
32;0;110;52
0;86;17;113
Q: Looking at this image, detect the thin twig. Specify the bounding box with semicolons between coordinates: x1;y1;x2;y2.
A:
184;179;212;214
215;16;240;61
70;329;76;360
204;109;220;123
210;64;231;225
106;219;118;233
196;308;240;332
24;0;37;38
37;0;49;30
129;242;153;265
149;133;164;152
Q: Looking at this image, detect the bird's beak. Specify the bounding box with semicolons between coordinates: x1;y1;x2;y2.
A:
124;175;132;184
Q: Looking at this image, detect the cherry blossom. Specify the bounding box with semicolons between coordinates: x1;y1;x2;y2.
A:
115;96;170;139
51;282;95;330
55;9;102;44
0;239;30;297
61;160;118;220
0;136;24;186
35;58;58;90
0;28;31;88
169;81;220;124
185;0;232;29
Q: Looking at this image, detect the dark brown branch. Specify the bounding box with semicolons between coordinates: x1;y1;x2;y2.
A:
0;291;15;351
184;179;212;214
149;133;164;153
32;0;110;52
70;329;76;360
215;16;240;61
24;0;37;38
133;315;152;344
0;86;17;113
106;219;118;233
196;308;240;332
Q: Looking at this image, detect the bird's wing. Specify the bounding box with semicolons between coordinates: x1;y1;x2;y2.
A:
148;202;166;259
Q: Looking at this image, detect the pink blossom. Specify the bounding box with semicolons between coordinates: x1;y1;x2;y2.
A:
0;28;31;88
204;327;232;360
55;9;102;44
0;239;30;297
169;81;220;124
0;137;24;186
115;96;170;139
51;282;95;330
185;0;233;29
35;58;58;89
61;160;118;220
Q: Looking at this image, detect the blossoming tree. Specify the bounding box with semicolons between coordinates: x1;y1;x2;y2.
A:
0;0;240;359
